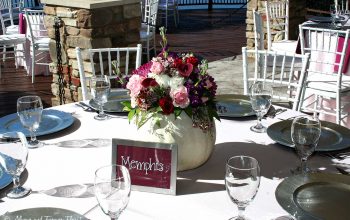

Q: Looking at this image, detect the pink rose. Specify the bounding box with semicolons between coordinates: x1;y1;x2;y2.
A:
170;86;190;108
126;74;146;97
150;60;164;75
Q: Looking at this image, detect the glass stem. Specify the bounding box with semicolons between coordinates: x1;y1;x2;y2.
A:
29;128;37;143
256;116;262;128
237;205;246;219
99;105;104;117
301;158;307;174
12;175;20;189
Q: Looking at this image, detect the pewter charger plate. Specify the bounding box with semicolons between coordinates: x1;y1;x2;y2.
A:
89;90;130;113
275;173;350;220
267;119;350;151
216;94;255;117
0;207;88;219
0;109;74;137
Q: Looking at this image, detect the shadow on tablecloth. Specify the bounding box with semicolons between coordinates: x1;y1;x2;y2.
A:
177;142;339;195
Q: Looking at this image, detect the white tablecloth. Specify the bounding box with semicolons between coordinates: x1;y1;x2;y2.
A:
0;103;346;219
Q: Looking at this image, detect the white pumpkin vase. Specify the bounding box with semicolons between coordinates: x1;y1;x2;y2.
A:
134;111;216;171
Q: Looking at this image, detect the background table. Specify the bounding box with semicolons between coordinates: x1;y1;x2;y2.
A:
0;103;347;219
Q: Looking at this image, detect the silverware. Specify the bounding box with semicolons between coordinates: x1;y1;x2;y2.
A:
264;107;287;119
336;166;350;175
321;152;350;160
75;102;97;113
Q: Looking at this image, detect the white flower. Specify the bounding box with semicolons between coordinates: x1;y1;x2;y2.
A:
154;74;171;87
130;97;137;108
169;76;184;90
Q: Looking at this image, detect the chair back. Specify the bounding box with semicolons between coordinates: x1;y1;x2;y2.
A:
24;9;47;42
242;47;310;111
299;25;350;79
253;10;264;50
0;0;21;33
264;0;289;50
142;0;159;28
76;44;142;101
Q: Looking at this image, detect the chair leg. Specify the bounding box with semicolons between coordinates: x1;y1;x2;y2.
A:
147;39;150;61
31;47;35;84
153;36;156;57
165;9;168;29
2;46;6;62
336;93;341;125
14;45;19;69
313;95;319;119
173;8;177;27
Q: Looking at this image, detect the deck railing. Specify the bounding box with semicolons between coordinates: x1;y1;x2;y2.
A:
178;0;247;10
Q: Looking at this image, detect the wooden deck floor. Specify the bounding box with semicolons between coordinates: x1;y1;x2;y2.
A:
0;8;246;118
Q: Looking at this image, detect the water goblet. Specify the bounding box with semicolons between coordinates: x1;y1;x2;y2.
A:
291;115;321;174
225;155;260;220
249;81;272;133
94;164;131;219
91;76;111;120
330;4;340;28
17;95;43;148
0;132;31;198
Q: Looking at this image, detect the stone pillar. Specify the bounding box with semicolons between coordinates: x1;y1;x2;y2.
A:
246;0;307;51
41;0;141;105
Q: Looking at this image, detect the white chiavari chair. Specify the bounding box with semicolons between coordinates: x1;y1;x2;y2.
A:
140;0;159;61
242;47;310;111
298;25;350;125
76;44;142;101
264;0;298;54
25;9;50;83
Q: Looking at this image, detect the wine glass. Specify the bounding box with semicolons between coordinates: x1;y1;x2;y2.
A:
249;81;272;133
291;115;321;174
94;164;131;219
17;95;43;148
91;76;111;120
225;155;260;220
330;4;340;28
0;132;31;198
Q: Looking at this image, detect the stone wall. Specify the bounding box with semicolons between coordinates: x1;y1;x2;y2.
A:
43;4;141;105
246;0;307;50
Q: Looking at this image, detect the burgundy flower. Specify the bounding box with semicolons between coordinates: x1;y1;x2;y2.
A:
142;78;158;88
186;56;199;67
173;57;183;68
178;63;193;77
159;97;174;115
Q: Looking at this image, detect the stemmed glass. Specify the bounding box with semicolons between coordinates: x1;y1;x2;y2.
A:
225;156;261;220
17;95;43;148
249;81;272;133
91;76;111;120
291;115;321;174
0;132;31;198
330;4;340;28
94;164;131;219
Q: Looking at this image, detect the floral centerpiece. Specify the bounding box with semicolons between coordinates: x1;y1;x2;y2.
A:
122;27;219;130
122;27;219;171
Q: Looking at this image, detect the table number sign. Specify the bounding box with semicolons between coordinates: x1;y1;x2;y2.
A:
112;139;177;195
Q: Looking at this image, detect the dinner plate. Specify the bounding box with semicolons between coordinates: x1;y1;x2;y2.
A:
0;109;74;137
0;207;88;219
89;90;130;113
267;119;350;151
275;173;350;220
309;15;347;23
216;94;255;117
